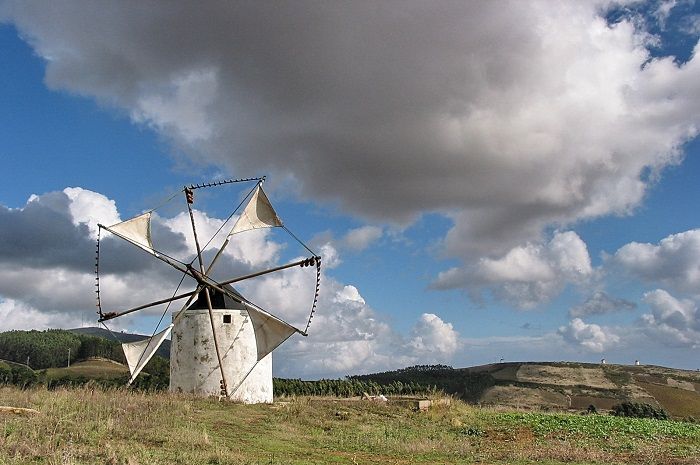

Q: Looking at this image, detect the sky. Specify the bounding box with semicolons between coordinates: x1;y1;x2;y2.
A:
1;0;699;379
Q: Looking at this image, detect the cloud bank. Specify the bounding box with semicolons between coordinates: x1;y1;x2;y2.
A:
2;2;698;287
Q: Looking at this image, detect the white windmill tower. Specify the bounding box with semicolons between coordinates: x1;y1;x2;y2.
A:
95;178;320;403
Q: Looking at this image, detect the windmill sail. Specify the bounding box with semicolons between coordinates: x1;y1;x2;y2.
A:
228;185;282;236
123;324;173;384
107;212;156;255
244;304;299;361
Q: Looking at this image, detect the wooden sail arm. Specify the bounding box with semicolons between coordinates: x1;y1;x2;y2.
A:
219;256;320;287
98;256;318;322
98;290;196;322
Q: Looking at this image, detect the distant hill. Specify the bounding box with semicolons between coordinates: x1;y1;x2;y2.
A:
69;327;171;359
45;358;129;381
3;328;699;418
354;362;700;419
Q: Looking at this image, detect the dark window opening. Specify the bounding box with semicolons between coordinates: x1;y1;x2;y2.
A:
223;314;232;324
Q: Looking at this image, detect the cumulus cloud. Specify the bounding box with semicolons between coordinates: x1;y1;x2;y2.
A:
611;229;700;295
2;2;698;278
341;226;383;251
242;256;463;377
0;298;82;331
558;318;620;353
641;289;700;348
270;274;420;377
433;231;593;308
408;313;460;357
569;291;636;318
63;187;120;238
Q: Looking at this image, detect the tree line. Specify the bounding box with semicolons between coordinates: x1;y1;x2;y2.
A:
273;377;439;397
0;329;126;369
350;365;495;401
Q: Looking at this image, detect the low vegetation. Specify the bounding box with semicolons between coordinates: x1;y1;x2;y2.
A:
610;402;669;420
273;377;438;398
1;385;698;464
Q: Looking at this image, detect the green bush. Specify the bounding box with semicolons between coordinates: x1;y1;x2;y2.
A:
610;402;668;420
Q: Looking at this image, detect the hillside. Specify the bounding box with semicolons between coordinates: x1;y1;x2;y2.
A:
355;362;700;419
69;327;171;359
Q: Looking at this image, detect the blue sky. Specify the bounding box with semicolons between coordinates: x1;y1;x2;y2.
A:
1;1;699;378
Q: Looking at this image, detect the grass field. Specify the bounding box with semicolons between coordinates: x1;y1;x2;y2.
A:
1;386;698;464
638;382;700;419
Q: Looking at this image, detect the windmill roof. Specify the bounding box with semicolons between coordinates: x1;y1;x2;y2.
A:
187;284;247;311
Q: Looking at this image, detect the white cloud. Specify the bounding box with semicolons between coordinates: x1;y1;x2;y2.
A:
160;210;281;268
131;68;217;143
266;272;463;377
408;313;460;357
612;229;700;295
274;275;404;377
434;231;593;308
63;187;120;238
335;285;365;305
317;242;341;269
558;318;620;353
641;289;700;348
0;298;82;331
341;226;383;251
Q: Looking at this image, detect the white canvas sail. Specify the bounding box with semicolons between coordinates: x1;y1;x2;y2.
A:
123;324;173;384
228;186;282;236
244;304;299;361
108;212;156;254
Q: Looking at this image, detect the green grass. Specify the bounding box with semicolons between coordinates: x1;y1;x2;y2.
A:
1;386;698;464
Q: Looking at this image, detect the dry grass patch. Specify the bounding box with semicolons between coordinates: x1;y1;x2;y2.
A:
516;364;617;389
639;382;700;419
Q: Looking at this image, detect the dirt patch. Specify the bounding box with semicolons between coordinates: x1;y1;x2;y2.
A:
569;395;619;411
516;364;616;389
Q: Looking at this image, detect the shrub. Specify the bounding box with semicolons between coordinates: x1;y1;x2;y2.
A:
610;402;668;420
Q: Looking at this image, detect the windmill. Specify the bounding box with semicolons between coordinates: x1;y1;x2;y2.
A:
94;177;320;403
